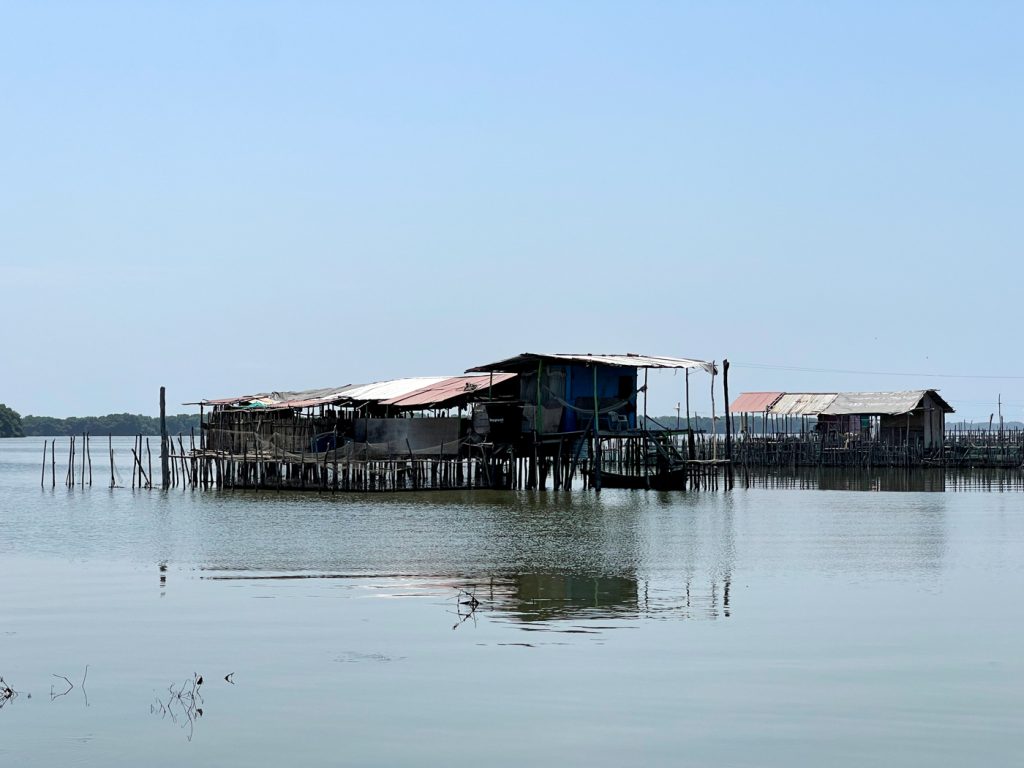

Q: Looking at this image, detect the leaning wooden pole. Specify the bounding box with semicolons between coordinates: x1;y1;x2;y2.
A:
160;386;170;489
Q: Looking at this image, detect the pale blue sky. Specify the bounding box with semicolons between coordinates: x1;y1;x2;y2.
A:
1;2;1021;419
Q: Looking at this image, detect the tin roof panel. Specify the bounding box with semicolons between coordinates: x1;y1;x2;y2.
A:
769;393;838;416
730;392;784;413
382;373;517;407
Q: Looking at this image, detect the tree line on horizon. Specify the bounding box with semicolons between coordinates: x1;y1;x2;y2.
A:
17;411;201;437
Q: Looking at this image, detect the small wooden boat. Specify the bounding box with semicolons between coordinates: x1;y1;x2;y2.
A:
591;467;687;491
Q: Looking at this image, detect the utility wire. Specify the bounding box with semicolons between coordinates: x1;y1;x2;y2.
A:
732;362;1024;381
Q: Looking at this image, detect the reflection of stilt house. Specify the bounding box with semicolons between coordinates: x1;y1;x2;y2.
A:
186;352;724;491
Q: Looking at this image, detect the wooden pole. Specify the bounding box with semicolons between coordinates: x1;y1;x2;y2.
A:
131;448;150;487
593;364;601;492
642;368;649;488
109;434;115;488
685;368;695;460
723;359;732;461
160;387;170;489
40;440;47;487
51;439;56;488
710;363;717;461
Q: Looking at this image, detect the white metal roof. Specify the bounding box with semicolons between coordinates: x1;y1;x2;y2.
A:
467;352;716;374
821;390;953;416
338;377;453;403
768;393;838;416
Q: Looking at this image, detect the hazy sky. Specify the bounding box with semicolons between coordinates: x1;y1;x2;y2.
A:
1;2;1021;420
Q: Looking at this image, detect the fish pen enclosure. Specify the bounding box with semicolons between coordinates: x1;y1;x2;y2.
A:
722;388;1024;469
727;426;1024;469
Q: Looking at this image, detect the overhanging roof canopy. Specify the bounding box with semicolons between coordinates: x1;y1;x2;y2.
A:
467;353;717;374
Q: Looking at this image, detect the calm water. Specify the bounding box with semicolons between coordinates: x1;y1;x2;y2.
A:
2;437;1023;766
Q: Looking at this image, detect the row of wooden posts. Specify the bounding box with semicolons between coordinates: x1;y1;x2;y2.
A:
39;433;731;493
725;431;1024;469
39;432;198;490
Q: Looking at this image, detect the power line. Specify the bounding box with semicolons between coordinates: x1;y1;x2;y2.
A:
732;362;1024;381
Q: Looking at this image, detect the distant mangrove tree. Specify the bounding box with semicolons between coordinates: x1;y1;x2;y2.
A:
21;413;201;437
0;404;24;437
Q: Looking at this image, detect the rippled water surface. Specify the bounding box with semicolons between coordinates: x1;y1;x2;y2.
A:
2;437;1023;766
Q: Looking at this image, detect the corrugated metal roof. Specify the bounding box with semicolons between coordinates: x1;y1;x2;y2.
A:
193;386;359;409
769;393;838;416
821;390;954;416
730;392;784;413
467;353;716;374
338;377;453;403
382;373;517;408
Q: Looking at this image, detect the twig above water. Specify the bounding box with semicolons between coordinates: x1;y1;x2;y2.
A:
0;676;17;709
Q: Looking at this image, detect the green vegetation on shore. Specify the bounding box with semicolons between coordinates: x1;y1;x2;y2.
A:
21;413;201;437
0;404;24;437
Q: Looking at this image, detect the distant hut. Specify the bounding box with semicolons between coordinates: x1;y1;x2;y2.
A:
730;389;954;449
819;390;953;450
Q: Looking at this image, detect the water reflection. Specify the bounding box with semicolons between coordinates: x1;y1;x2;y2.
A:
0;676;19;709
150;674;205;742
742;467;1024;492
455;572;733;628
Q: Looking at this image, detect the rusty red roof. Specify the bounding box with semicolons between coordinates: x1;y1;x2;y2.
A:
382;373;517;408
730;392;784;413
